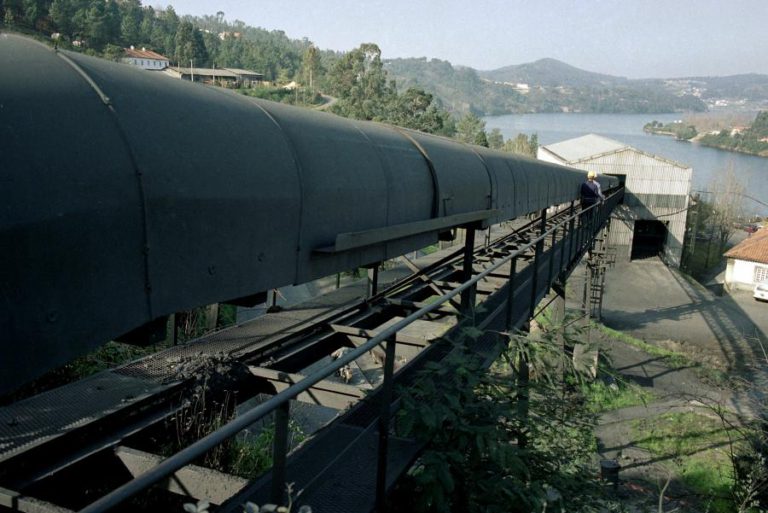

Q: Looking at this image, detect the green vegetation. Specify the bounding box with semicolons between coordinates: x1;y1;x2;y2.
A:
170;385;306;480
581;373;653;413
392;326;621;513
683;232;729;279
644;119;698;140
384;57;528;115
386;57;707;115
2;0;711;123
227;421;306;479
633;412;734;512
596;323;730;386
594;324;690;369
240;85;324;106
323;43;452;134
699;111;768;157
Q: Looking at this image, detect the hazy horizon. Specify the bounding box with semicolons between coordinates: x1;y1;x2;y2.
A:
164;0;768;80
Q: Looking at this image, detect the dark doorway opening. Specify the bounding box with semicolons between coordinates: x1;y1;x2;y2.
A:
631;220;668;260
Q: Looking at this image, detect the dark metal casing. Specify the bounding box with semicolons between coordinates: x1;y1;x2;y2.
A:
0;34;605;394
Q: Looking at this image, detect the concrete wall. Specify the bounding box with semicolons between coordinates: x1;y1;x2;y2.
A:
726;258;768;290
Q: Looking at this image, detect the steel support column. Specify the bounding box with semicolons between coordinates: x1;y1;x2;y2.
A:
270;402;291;505
368;264;380;298
376;336;397;512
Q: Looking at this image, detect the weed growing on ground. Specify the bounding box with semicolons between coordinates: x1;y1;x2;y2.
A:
594;324;691;369
633;411;735;512
169;381;305;481
580;374;653;413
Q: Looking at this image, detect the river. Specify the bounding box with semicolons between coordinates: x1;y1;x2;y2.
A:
483;113;768;215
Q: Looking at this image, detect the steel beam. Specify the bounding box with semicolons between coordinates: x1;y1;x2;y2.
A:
115;447;248;505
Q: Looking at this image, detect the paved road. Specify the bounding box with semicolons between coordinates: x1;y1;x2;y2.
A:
599;257;768;373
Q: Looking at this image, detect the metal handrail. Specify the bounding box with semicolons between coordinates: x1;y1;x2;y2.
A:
79;189;622;513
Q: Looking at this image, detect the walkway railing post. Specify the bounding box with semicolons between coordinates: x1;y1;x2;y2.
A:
270;401;291;505
568;201;576;264
559;223;567;278
548;225;557;287
516;321;531;449
460;227;477;321
376;335;397;512
529;209;546;319
505;256;518;330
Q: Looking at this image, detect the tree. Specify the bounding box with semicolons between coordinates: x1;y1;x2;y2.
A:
84;0;119;51
385;87;447;134
707;164;745;252
174;20;208;67
455;112;488;147
300;44;321;93
487;128;504;150
328;43;394;121
50;0;76;38
21;0;45;30
118;0;142;46
503;132;537;157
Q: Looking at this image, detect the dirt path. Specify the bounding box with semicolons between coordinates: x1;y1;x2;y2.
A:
591;332;762;512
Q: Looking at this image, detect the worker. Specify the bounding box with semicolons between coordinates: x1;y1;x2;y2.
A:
580;170;605;207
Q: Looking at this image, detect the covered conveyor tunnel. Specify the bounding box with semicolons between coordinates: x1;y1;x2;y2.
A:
0;33;618;395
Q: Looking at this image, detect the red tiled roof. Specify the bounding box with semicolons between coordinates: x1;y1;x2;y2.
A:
724;227;768;264
124;47;168;61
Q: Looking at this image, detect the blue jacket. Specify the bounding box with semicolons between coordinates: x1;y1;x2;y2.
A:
580;180;603;205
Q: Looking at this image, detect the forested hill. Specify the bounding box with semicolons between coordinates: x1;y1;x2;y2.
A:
684;74;768;101
385;57;707;115
2;0;762;117
383;58;527;115
479;58;629;88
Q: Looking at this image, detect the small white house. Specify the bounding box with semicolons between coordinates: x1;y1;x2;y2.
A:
724;228;768;291
122;46;169;70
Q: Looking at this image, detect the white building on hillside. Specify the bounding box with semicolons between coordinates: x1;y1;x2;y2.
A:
724;228;768;290
122;46;169;70
538;134;692;267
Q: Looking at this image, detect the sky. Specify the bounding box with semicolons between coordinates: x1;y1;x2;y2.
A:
163;0;768;79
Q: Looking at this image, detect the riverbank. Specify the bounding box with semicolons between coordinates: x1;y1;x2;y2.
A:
484;112;768;215
646;111;768;158
697;137;768;158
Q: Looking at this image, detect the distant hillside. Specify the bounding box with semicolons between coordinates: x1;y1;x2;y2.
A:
684;74;768;100
478;58;628;88
385;57;706;115
384;58;526;115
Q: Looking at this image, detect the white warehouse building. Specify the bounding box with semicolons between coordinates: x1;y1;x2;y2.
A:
538;134;692;267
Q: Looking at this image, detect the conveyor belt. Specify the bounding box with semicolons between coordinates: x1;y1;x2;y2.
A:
0;199;619;513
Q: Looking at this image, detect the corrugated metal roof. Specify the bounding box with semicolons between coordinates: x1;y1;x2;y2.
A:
223;68;264;78
166;66;239;78
124;47;168;61
540;134;628;162
540;133;691;170
724;228;768;264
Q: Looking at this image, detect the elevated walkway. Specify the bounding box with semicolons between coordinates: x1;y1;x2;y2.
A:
0;195;622;513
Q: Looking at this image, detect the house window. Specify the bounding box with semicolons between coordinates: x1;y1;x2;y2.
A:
755;265;768;284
